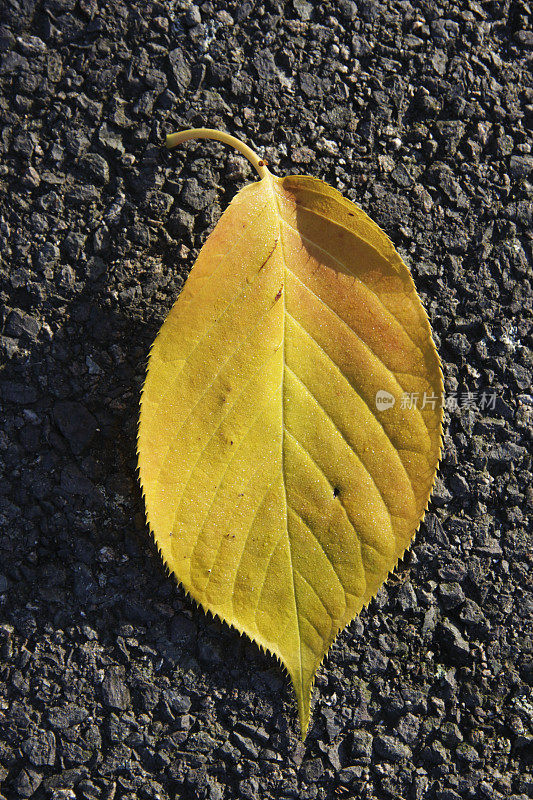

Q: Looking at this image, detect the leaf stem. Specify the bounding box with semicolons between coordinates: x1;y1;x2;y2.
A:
166;128;270;180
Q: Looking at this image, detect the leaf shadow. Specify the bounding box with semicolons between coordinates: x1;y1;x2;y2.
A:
0;267;298;752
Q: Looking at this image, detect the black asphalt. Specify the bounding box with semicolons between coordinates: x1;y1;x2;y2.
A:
0;1;531;799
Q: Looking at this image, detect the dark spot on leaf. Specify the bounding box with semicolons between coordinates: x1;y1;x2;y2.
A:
333;487;340;498
274;286;283;301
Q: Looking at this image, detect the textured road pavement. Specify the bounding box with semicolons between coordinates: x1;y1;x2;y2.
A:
0;1;532;799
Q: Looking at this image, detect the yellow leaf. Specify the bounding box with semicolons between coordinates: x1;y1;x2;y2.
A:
138;129;443;737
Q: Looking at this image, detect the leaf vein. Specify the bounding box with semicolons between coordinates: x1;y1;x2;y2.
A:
275;190;305;707
285;364;410;524
284;427;393;564
287;506;348;607
285;265;410;393
193;198;271;296
279;214;422;356
184;406;271;590
152;276;280;486
294;567;334;624
285;310;419;490
149;232;278;422
166;346;282;543
203;470;281;603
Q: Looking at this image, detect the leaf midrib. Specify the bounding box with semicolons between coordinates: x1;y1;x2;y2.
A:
268;174;306;714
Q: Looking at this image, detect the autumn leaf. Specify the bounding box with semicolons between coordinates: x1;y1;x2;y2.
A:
137;128;443;737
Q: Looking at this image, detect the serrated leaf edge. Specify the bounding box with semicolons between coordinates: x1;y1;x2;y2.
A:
135;198;444;741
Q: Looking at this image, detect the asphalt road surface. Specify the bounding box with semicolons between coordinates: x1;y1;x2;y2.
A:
0;1;531;799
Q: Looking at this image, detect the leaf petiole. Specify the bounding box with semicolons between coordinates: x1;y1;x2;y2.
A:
166;128;270;180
